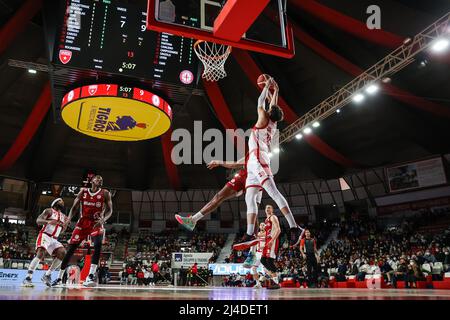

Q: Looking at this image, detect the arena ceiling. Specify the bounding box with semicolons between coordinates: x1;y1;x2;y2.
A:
0;0;449;191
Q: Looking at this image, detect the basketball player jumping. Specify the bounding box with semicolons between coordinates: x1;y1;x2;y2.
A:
233;76;304;251
22;198;67;287
175;158;262;231
52;175;113;287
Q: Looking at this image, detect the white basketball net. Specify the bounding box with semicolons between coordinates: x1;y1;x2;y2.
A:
194;40;232;82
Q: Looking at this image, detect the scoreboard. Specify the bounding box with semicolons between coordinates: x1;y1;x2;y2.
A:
51;0;199;86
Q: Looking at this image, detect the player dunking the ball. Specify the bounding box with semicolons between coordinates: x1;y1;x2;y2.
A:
22;198;68;287
52;175;113;287
233;75;304;251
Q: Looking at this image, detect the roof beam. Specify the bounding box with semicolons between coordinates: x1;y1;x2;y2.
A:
0;82;52;172
279;12;450;143
290;0;403;48
0;0;43;55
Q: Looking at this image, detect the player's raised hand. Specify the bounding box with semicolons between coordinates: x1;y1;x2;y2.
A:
207;160;222;170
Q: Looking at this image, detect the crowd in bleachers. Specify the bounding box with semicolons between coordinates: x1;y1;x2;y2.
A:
0;218;34;263
271;211;450;288
119;231;225;285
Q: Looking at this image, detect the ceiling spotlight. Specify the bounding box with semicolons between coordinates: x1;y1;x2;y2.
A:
332;204;337;207
28;69;37;74
273;147;280;154
419;60;428;68
303;127;312;135
366;84;379;94
403;38;412;45
312;121;320;128
336;109;341;114
431;38;449;53
382;77;391;83
295;133;303;140
352;93;365;103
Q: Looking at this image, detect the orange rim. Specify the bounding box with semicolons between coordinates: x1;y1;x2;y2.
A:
194;40;232;61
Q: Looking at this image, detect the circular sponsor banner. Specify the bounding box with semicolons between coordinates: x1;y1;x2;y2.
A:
61;84;172;141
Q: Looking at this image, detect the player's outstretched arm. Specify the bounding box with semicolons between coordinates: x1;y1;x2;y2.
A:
207;157;245;170
255;80;272;128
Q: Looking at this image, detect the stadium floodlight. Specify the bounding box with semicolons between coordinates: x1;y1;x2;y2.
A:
431;38;449;53
352;93;365;103
366;84;379;94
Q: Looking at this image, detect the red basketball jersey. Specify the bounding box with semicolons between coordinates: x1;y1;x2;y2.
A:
264;215;274;240
80;188;105;220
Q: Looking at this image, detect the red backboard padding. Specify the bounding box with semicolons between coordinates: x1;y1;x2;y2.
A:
213;0;270;42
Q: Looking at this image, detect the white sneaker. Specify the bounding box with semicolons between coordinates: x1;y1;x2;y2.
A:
22;277;34;288
83;274;97;287
254;282;262;289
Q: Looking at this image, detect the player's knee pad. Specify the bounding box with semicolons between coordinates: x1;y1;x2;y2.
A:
263;178;288;209
245;187;259;214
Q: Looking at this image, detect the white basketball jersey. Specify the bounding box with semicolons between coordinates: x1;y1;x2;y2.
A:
248;120;277;157
256;237;266;253
40;208;65;238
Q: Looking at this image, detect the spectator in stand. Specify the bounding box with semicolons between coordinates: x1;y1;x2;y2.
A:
317;262;329;288
380;258;394;285
392;258;408;288
137;268;145;286
424;250;436;264
356;259;369;281
98;261;110;284
336;259;347;282
191;262;198;286
152;261;160;284
120;268;128;285
443;247;450;272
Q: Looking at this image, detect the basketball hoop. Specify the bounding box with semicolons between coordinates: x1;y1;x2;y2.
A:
194;40;232;82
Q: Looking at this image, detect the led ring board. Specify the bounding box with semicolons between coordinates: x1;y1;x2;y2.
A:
61;84;172;141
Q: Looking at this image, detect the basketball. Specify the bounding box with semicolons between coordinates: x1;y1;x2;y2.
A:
257;74;271;89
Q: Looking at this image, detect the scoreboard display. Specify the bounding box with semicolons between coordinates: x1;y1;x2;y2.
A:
51;0;199;86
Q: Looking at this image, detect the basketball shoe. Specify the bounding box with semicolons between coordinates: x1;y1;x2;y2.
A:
175;214;196;231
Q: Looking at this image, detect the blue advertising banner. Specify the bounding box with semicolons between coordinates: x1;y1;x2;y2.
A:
0;269;59;286
208;264;265;276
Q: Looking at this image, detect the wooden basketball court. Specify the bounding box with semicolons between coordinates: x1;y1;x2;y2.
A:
1;285;450;300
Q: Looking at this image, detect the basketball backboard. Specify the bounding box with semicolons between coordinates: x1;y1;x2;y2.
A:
147;0;295;58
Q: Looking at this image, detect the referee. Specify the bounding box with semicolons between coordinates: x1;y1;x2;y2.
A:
299;229;320;288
